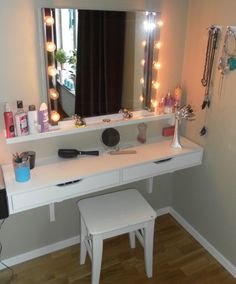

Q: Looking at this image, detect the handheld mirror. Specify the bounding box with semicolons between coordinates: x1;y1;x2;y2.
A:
101;128;120;148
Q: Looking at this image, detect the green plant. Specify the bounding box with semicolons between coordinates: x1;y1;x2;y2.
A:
68;49;77;70
55;48;67;65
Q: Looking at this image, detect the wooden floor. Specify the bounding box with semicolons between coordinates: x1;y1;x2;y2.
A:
1;214;235;284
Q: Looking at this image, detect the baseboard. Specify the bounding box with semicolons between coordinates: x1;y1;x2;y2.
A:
169;208;236;278
1;206;236;279
0;236;80;270
156;206;171;217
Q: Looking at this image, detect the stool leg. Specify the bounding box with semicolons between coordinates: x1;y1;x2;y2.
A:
80;217;87;265
92;235;103;284
144;221;155;278
129;232;136;248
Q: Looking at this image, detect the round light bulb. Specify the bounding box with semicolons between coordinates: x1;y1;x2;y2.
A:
48;66;57;76
140;78;144;85
157;20;164;27
153;61;161;70
50;111;60;122
49;88;59;100
141;59;145;66
152;100;158;108
139;95;144;102
152;81;160;89
46;42;56;52
155;41;161;49
44;16;54;26
142;40;147;47
144;20;156;31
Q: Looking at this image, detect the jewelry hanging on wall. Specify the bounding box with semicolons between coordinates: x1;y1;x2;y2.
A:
218;26;236;97
200;25;221;136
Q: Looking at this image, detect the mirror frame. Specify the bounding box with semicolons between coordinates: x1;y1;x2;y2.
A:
36;3;161;124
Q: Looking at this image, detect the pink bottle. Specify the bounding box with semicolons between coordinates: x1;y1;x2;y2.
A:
4;103;15;138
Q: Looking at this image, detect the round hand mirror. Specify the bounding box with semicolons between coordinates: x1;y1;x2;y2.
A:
101;128;120;148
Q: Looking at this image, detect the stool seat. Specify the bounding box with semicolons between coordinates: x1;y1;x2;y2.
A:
77;189;157;284
78;189;156;235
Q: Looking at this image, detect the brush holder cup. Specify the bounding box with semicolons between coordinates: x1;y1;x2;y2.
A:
13;158;31;182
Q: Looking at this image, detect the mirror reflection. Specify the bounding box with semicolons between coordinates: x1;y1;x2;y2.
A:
42;8;161;121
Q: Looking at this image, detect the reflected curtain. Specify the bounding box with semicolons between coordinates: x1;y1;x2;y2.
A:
74;10;126;117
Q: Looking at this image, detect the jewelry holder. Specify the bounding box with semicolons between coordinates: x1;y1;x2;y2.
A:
171;105;195;149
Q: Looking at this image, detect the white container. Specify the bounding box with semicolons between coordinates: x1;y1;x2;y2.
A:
28;105;38;134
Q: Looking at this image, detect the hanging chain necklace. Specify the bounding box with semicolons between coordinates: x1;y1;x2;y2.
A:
200;25;220;136
201;25;220;110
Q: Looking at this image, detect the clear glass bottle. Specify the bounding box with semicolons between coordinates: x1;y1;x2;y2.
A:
15;100;29;136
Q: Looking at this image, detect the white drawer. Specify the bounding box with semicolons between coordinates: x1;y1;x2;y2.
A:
122;151;202;182
11;170;120;212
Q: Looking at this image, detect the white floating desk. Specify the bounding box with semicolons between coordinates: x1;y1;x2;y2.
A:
2;137;203;217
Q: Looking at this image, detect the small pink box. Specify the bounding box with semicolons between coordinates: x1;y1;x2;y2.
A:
162;126;175;137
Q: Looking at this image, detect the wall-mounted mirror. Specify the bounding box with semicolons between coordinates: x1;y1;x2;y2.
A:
41;8;161;122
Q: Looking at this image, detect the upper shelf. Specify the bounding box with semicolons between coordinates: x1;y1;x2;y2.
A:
5;111;175;145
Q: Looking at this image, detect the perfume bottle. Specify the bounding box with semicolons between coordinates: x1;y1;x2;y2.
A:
15;100;29;136
163;92;175;114
137;123;147;144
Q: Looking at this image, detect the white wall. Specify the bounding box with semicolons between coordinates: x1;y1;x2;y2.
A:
173;0;236;266
0;0;188;260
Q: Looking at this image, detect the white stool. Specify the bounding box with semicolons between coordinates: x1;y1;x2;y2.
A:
77;189;157;284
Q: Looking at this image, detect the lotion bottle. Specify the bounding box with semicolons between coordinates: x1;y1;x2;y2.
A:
15;100;29;136
38;103;49;132
28;105;38;134
3;103;15;138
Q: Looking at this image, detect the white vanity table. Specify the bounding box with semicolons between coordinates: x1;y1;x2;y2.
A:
2;136;203;217
2;111;203;219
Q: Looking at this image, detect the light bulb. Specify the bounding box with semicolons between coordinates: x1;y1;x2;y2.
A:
157;20;164;27
44;16;54;26
48;66;57;76
152;100;158;108
46;42;56;52
153;61;161;70
140;78;144;85
49;88;59;100
50;111;60;122
141;59;145;66
142;40;147;47
155;41;161;49
140;95;144;102
152;81;160;89
144;20;156;31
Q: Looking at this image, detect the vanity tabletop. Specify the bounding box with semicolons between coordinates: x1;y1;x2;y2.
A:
2;137;203;195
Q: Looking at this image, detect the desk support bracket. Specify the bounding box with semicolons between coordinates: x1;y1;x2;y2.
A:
146;177;154;194
49;203;55;222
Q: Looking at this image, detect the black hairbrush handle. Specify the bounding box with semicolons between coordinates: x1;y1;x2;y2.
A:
78;150;99;156
58;149;99;158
